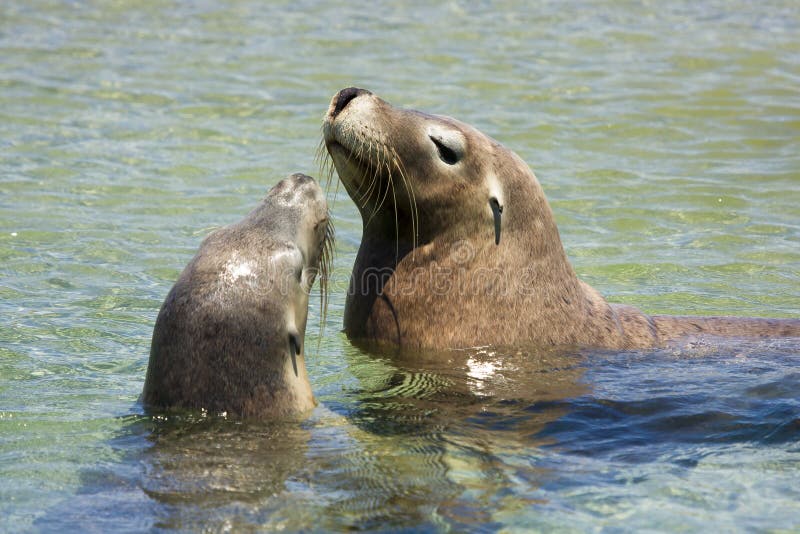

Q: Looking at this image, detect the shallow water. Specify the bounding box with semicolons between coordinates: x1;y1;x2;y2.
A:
1;0;799;531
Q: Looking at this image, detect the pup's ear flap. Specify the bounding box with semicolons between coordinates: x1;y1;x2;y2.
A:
288;331;301;377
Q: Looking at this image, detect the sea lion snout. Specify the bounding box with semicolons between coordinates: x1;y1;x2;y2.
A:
288;172;314;184
278;172;316;192
329;86;371;119
273;173;327;213
289;172;324;200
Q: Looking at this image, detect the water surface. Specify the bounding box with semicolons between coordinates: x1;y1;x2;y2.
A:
1;1;799;531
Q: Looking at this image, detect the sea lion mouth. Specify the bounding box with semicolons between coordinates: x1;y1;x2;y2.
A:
321;95;392;191
318;89;420;254
323;136;380;183
320;129;403;215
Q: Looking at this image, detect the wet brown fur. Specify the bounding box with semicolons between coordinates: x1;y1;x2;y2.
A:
142;174;333;418
322;89;800;350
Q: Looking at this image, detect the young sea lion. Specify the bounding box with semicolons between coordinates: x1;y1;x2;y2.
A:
143;173;334;418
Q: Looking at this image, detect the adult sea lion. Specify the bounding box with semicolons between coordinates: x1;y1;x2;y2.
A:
142;173;334;418
322;87;800;350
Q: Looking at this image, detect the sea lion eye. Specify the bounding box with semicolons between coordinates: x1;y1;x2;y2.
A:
430;136;460;165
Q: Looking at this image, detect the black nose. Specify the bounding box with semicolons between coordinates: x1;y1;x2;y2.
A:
331;87;370;119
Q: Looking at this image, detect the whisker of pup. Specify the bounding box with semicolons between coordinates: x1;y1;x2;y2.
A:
315;214;335;351
316;136;339;210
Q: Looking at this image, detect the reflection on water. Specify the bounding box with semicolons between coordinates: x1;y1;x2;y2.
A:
30;341;800;531
348;345;587;441
38;344;592;531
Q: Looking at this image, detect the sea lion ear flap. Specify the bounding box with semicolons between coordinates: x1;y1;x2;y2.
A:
487;173;504;246
288;331;301;377
489;197;503;245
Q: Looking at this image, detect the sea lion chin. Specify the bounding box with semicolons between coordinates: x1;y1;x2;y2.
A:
322;87;800;350
142;173;334;419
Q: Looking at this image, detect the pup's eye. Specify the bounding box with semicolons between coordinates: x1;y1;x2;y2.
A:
430;136;460;165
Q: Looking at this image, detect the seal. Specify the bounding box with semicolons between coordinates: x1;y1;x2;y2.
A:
142;173;334;418
322;87;800;350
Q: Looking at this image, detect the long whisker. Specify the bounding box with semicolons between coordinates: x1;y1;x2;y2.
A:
315;134;336;351
356;138;377;205
386;156;400;263
361;141;381;226
315;214;335;352
361;141;382;211
391;147;418;254
364;143;393;230
319;127;415;268
316;134;339;211
315;137;330;192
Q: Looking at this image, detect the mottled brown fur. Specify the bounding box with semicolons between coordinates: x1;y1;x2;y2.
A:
323;88;800;350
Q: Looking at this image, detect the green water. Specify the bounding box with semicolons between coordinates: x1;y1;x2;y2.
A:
1;1;799;531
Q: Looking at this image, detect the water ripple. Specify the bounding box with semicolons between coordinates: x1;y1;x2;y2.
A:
2;0;799;531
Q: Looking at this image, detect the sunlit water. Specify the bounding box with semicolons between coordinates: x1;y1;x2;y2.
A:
2;1;799;531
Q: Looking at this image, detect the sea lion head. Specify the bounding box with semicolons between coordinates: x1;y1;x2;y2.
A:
322;88;559;254
321;89;581;349
259;172;333;294
255;173;334;356
143;173;334;419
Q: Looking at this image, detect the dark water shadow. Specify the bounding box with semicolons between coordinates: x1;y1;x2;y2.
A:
342;341;590;440
33;412;157;532
34;337;799;531
534;338;800;465
331;342;593;529
335;336;800;526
